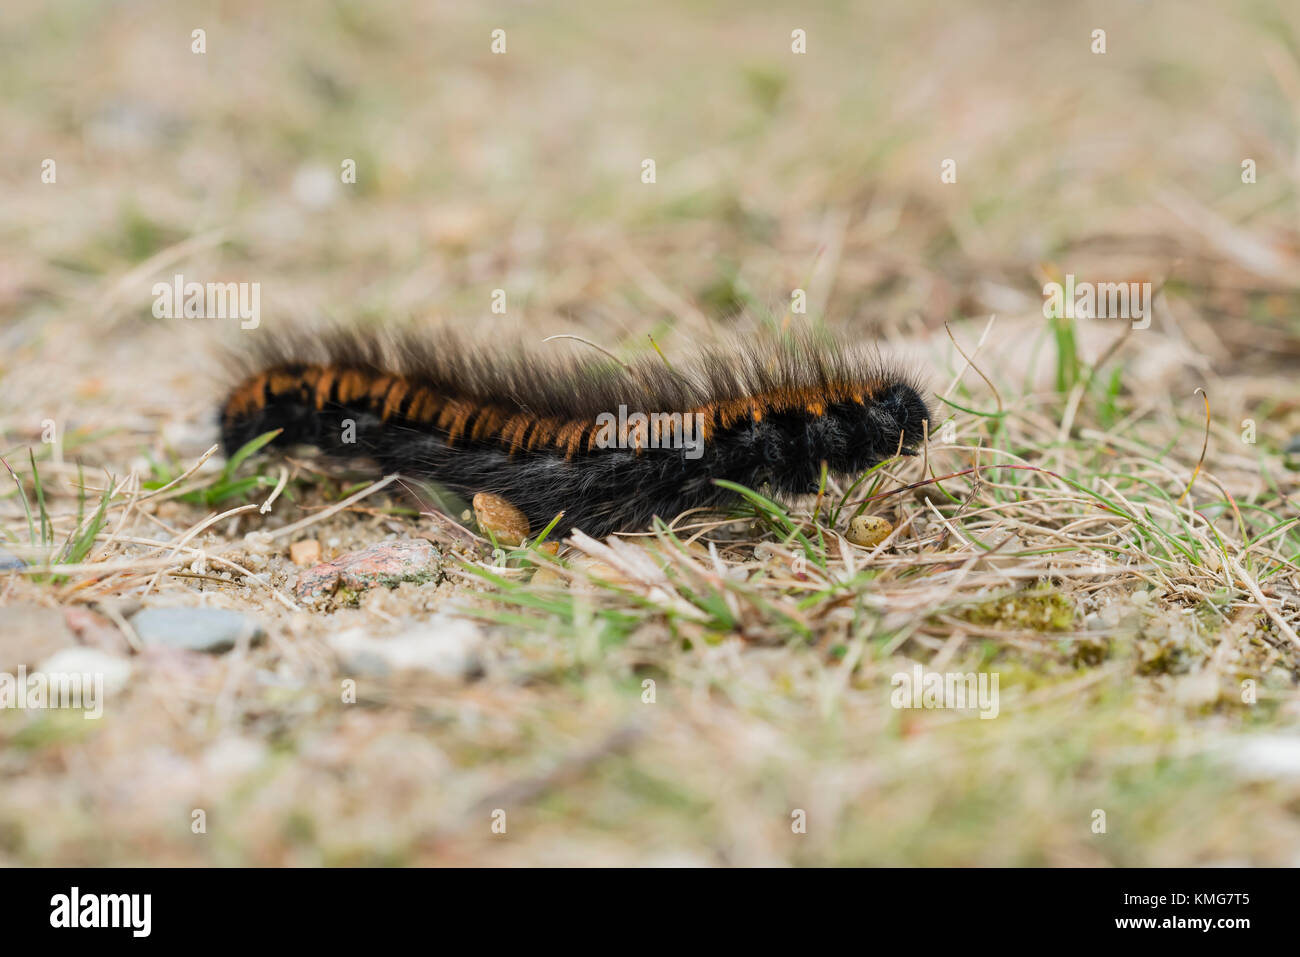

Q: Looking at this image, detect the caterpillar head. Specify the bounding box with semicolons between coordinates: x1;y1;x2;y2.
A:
871;381;933;456
818;382;933;474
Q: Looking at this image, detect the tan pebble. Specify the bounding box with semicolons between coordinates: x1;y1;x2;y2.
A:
289;539;321;566
530;566;568;588
472;492;530;546
846;515;893;548
571;558;628;585
536;541;560;556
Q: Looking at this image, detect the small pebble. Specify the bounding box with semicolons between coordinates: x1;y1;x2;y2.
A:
472;492;530;546
289;539;321;566
0;548;26;571
1226;734;1300;781
129;607;264;654
290;162;339;210
531;566;567;588
846;514;893;548
295;539;441;603
38;647;133;697
571;558;628;585
327;614;485;680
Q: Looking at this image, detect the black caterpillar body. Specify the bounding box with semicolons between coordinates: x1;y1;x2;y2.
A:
220;327;932;539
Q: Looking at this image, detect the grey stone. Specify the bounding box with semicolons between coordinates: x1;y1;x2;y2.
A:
129;608;264;654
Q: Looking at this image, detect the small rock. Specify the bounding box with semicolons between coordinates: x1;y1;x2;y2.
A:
37;647;133;697
1174;669;1220;708
294;565;341;603
846;514;893;548
295;539;441;603
290;162;339;210
242;531;277;556
327;614;484;680
289;539;321;566
0;606;75;671
0;548;26;571
1225;734;1300;780
531;566;567;588
570;558;628;585
473;492;531;546
129;607;264;654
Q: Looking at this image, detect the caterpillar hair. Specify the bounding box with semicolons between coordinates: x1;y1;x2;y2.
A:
219;326;932;539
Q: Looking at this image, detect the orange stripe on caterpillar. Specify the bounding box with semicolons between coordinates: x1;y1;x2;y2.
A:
446;403;476;444
224;372;268;418
407;387;438;423
435;398;466;431
529;417;562;450
313;368;337;409
499;415;531;453
336;370;367;404
469;407;505;441
267;370;301;397
382;380;410;421
555;422;585;459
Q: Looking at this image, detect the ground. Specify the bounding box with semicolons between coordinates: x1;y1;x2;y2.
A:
3;0;1300;865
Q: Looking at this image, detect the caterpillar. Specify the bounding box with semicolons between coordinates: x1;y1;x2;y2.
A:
219;326;932;539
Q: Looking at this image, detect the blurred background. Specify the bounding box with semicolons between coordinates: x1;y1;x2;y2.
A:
2;0;1300;865
6;1;1299;391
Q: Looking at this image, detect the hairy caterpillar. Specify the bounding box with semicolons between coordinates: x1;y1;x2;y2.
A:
219;327;932;539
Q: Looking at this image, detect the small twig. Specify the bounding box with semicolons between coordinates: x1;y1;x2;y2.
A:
169;570;240;585
259;466;289;514
135;444;220;503
141;502;262;595
1229;556;1300;649
942;315;1001;413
